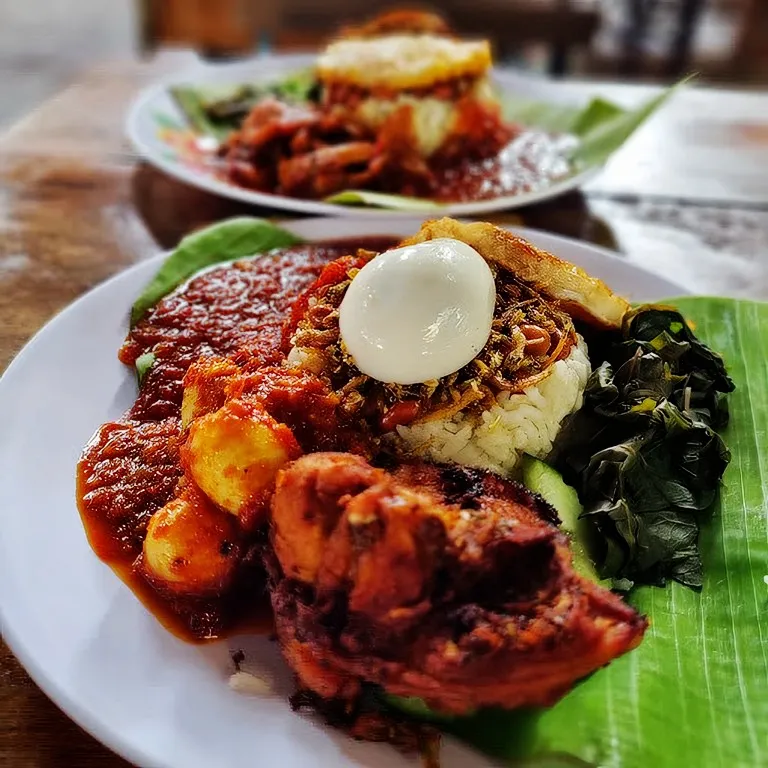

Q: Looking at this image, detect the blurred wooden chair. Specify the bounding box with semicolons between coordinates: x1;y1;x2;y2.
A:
445;0;600;75
619;0;705;77
597;0;766;82
729;0;768;82
137;0;275;56
137;0;600;76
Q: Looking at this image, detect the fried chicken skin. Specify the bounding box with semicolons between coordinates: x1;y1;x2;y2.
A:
269;453;647;715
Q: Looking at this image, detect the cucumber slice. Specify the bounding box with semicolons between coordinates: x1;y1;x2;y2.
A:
381;693;462;722
520;456;602;584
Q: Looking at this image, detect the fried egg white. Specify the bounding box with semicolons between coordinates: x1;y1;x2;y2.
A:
317;34;491;91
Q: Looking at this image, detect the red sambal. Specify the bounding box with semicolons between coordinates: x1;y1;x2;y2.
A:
77;236;399;641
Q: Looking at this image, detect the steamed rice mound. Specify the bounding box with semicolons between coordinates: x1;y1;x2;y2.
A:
393;336;591;474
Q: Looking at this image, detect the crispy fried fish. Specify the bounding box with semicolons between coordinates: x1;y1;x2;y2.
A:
401;218;631;329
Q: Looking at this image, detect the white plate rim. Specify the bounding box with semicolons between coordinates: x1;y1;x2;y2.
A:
125;55;602;218
0;219;689;768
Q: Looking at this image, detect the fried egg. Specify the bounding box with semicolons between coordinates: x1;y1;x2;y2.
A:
317;34;491;91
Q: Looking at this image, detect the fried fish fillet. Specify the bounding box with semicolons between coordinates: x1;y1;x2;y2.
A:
400;218;631;329
269;453;647;715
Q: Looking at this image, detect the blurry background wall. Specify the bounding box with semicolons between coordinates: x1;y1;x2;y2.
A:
1;0;766;129
0;1;134;126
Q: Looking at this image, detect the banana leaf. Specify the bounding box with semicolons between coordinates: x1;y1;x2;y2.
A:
323;190;443;210
448;296;768;768
130;218;302;325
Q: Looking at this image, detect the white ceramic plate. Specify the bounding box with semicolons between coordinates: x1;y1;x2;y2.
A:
0;219;688;768
126;55;601;218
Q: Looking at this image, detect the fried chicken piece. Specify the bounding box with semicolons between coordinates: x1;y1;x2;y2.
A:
400;218;631;329
224;98;320;156
269;453;646;715
277;141;379;198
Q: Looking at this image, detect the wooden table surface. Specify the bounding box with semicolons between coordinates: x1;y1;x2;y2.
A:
1;51;768;767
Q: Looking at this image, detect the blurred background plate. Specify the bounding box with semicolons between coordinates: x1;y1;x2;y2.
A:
126;55;603;217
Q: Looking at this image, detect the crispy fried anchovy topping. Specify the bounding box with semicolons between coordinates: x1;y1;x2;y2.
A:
291;257;576;427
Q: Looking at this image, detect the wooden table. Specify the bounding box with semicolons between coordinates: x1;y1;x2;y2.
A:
1;51;767;767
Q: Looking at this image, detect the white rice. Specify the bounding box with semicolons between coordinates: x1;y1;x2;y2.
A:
393;336;591;475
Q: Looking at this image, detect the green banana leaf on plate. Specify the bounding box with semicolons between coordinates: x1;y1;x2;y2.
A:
447;296;768;768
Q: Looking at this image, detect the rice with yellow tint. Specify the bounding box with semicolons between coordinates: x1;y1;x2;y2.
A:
393;336;591;475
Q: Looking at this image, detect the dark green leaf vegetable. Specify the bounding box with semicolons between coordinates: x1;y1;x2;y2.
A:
554;306;734;589
130;217;303;326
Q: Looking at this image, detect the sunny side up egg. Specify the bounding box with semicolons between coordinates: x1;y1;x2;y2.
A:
338;238;496;385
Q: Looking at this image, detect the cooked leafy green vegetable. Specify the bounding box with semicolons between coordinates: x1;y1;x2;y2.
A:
130;218;303;326
554;305;734;589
